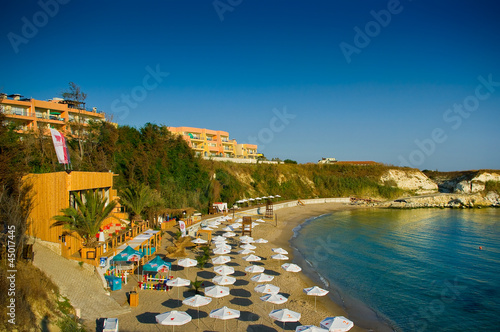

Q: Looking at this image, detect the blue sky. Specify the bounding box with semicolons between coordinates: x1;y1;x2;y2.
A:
1;0;499;171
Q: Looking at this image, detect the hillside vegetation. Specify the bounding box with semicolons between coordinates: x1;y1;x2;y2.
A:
6;119;410;213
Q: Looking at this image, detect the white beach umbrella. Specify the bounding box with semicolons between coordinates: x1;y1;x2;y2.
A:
232;223;242;228
98;231;105;242
182;295;212;328
248;198;255;201
254;238;268;244
235;218;243;223
239;235;253;242
178;258;197;278
192;238;208;244
205;285;230;307
245;265;265;274
240;244;256;250
201;226;215;231
212;275;236;286
212;235;226;242
260;293;288;310
237;249;255;255
205;285;230;298
156;310;192;332
222;232;236;238
242;254;261;262
212;256;231;265
222;226;234;232
254;283;280;294
251;273;274;283
213;247;231;255
320;316;354;332
241;238;255;244
215;244;232;250
271;254;289;261
296;325;329;332
214;265;235;276
208;221;220;226
269;308;301;332
178;258;196;267
275;195;281;198
282;263;302;272
268;195;275;199
255;218;265;223
167;277;190;304
256;197;262;200
272;248;289;255
261;196;268;199
303;286;329;311
209;306;241;332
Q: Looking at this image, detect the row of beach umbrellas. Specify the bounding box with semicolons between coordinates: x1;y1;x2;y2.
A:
236;194;281;204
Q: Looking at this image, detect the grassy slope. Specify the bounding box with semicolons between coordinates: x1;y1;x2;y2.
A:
204;162;407;204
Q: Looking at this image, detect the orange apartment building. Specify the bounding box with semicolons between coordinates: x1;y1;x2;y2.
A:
0;93;113;136
168;126;258;159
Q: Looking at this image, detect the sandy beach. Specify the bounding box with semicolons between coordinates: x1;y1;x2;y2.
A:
93;202;381;332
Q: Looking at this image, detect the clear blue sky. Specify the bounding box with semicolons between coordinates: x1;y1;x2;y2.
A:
2;0;499;171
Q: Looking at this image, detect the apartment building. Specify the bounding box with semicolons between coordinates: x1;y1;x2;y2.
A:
0;93;113;136
168;126;258;159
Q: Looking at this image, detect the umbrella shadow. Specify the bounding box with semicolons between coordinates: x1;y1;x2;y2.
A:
198;271;216;279
271;320;301;331
230;297;253;307
135;311;159;324
264;269;281;276
252;262;265;266
234;279;249;286
247;324;278;332
185;308;209;320
226;261;240;267
201;281;215;288
161;299;182;309
231;288;252;298
233;271;246;277
239;310;260;322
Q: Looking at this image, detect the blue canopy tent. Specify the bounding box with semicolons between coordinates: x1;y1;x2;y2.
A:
111;246;145;278
143;256;172;274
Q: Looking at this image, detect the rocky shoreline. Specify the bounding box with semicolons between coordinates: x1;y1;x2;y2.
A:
368;192;500;209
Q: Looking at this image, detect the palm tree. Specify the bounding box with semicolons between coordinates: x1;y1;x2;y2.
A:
52;190;117;248
119;183;157;223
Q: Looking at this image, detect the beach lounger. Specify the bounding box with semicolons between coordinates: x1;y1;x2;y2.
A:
103;318;119;332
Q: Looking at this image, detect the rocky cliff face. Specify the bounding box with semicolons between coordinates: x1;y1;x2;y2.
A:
380;169;438;193
454;172;500;193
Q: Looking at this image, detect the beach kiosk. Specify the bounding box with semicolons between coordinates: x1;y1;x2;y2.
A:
140;256;172;291
110;245;144;283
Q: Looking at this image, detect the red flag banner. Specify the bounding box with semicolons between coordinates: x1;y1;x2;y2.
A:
50;128;71;164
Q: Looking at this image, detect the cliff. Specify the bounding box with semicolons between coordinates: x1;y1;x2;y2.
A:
379;169;438;193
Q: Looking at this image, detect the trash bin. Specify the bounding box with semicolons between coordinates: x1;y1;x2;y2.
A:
129;290;139;307
106;276;122;291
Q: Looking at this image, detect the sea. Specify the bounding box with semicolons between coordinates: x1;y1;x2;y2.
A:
290;208;500;332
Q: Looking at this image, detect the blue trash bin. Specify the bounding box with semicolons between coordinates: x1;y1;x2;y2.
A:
106;276;122;291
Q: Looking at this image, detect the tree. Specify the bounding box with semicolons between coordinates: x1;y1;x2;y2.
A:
61;82;87;103
51;190;117;248
62;82;88;162
119;183;156;222
284;159;297;164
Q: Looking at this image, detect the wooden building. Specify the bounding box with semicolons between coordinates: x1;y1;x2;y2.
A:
24;171;127;261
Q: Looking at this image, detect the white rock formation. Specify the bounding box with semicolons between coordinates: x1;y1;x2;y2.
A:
380;169;438;191
454;172;500;193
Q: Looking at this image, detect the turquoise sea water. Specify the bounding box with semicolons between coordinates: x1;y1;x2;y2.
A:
291;208;500;331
